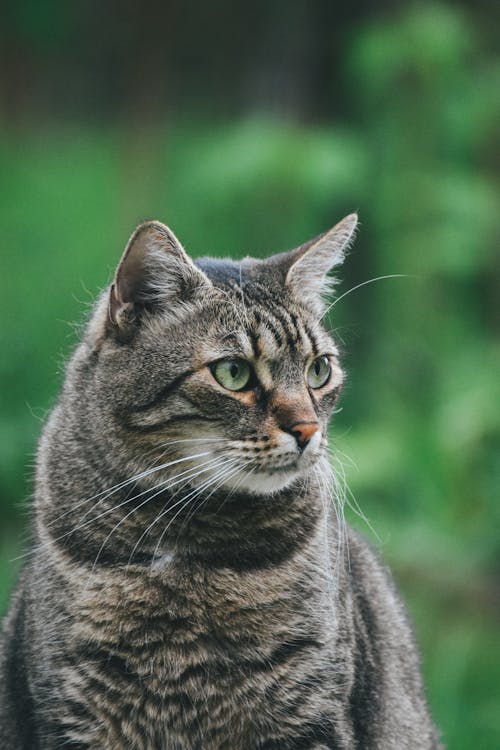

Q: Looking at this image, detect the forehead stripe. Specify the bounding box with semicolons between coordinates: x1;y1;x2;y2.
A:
269;308;298;350
288;311;303;344
303;321;320;355
239;280;327;358
250;285;299;347
249;329;261;358
262;316;284;349
253;308;284;349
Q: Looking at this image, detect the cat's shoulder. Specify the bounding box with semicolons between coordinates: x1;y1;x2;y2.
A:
342;524;413;620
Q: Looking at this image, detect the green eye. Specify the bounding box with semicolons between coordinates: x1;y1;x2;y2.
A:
212;359;252;391
307;356;331;389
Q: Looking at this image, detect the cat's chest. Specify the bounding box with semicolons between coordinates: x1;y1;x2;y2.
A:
74;557;303;649
62;562;319;746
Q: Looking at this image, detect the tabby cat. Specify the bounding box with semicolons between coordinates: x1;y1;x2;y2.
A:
0;214;442;749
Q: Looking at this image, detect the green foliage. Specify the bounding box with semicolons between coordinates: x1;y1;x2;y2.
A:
0;4;499;748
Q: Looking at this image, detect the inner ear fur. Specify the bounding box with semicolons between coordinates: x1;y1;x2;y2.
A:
282;212;358;314
108;220;211;335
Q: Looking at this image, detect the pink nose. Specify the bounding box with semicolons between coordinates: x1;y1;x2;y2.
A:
288;421;319;450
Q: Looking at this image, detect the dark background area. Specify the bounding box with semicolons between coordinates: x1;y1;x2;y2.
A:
1;2;499;747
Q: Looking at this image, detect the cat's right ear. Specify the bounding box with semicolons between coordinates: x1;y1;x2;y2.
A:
107;221;211;338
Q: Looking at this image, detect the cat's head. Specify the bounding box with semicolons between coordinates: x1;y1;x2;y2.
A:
81;214;357;498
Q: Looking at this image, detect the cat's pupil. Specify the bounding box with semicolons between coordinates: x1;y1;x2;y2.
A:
315;361;321;375
230;363;239;379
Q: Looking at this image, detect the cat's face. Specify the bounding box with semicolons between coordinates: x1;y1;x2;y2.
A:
85;215;356;498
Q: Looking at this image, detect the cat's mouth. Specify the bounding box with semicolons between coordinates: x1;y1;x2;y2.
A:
166;431;324;496
217;441;323;495
221;462;310;495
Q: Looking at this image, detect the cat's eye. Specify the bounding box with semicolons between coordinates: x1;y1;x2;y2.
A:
211;359;252;391
307;356;331;389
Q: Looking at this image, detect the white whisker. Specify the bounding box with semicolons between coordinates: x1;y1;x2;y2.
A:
46;444;223;528
148;461;243;568
125;457;234;565
174;460;248;539
321;274;411;318
89;456;228;569
212;461;257;516
55;452;217;546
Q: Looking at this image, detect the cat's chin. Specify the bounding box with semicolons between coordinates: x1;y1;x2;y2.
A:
221;466;305;496
215;444;324;496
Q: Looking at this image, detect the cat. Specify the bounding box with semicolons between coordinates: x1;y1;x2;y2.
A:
0;213;442;749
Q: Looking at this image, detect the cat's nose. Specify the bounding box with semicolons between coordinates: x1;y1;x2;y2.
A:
287;421;320;451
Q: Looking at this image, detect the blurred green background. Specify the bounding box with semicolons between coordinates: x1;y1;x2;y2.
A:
1;2;499;747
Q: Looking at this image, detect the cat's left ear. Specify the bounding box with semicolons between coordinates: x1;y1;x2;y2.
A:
282;213;358;315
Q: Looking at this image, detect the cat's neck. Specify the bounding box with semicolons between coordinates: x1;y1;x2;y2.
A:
36;450;324;571
35;404;336;578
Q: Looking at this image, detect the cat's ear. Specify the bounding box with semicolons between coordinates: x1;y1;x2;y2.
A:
108;221;211;334
282;213;358;315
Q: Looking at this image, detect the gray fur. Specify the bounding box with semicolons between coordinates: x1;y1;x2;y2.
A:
1;215;442;749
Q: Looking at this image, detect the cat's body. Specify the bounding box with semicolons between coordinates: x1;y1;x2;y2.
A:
1;216;442;749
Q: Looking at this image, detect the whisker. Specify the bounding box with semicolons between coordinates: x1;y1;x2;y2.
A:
345;484;381;543
328;448;380;542
186;459;254;524
46;447;219;528
322;274;412;319
73;449;222;531
54;453;219;546
148;461;243;567
326;453;351;573
326;444;358;472
125;457;233;565
312;462;339;612
174;460;247;540
212;461;257;516
317;453;347;582
89;455;230;573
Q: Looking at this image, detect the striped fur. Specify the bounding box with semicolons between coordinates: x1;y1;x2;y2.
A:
1;216;442;748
